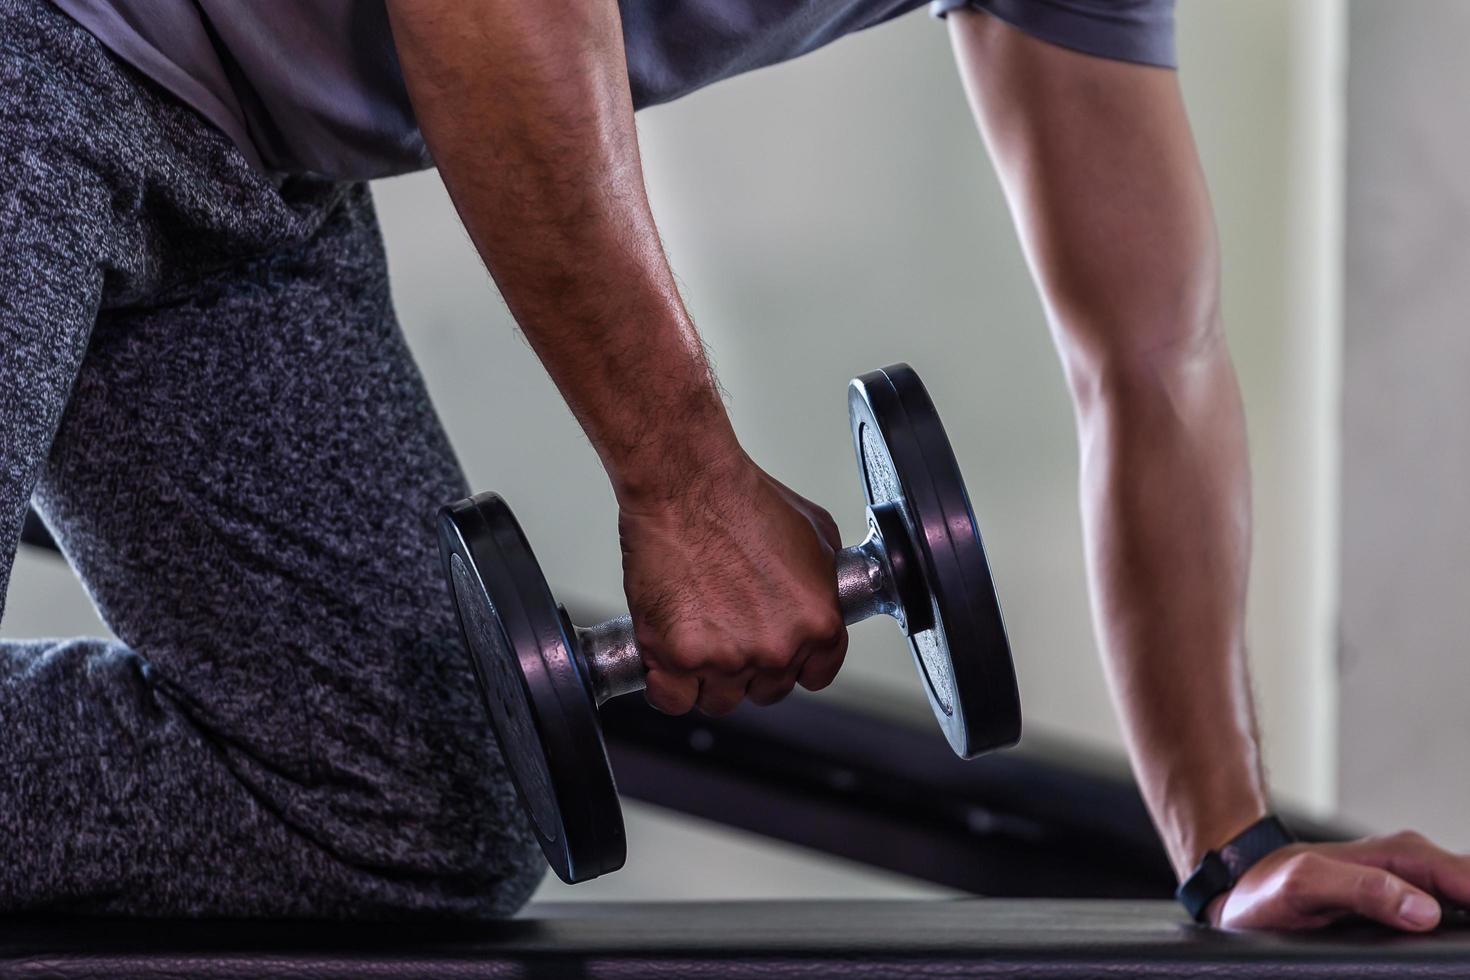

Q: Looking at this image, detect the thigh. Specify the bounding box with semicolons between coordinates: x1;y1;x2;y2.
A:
0;0;112;602
4;0;538;912
33;180;540;903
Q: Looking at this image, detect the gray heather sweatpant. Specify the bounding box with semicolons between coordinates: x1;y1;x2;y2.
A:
0;0;543;917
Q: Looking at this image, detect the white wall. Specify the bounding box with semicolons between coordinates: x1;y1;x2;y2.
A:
2;0;1346;900
1215;0;1345;813
1338;0;1470;848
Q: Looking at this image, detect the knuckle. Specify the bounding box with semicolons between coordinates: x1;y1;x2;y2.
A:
1367;829;1408;848
1277;876;1312;909
753;654;791;675
655;630;722;673
646;689;692;715
1286;852;1321;876
662;620;705;650
644;670;694;705
634;626;679;664
785;616;833;651
697;681;747;716
1277;854;1320;897
1354;873;1393;907
632;618;660;647
752;641;796;672
664;646;704;673
718;644;757;674
809;609;845;643
798;660;839;692
765;681;797;704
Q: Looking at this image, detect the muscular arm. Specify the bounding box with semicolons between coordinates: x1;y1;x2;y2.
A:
950;11;1262;877
385;0;732;497
949;11;1470;930
384;0;847;717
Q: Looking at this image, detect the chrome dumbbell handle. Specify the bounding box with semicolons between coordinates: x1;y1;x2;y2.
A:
573;501;929;706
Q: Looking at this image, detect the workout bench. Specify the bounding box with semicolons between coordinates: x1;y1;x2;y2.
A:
5;900;1470;978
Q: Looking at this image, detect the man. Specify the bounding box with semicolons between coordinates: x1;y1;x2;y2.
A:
0;0;1465;929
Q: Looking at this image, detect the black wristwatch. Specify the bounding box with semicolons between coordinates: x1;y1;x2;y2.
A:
1176;815;1296;923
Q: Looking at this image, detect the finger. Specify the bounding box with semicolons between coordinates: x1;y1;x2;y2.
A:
1344;867;1442;931
797;625;849;692
1340;831;1470;907
644;670;699;715
747;667;800;707
813;510;842;550
694;674;750;717
1290;858;1441;931
748;620;820;706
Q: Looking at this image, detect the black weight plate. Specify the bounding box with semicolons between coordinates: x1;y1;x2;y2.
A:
848;364;1022;758
438;492;625;884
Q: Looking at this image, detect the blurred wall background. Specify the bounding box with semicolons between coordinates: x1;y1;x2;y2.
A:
1338;1;1470;850
4;0;1376;900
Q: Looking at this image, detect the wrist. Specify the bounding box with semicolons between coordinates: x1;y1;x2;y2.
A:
1137;728;1267;878
1173;803;1270;878
607;418;748;510
1144;755;1268;877
1176;815;1297;924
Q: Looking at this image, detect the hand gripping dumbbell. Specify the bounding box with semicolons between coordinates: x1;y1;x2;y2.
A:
438;364;1021;884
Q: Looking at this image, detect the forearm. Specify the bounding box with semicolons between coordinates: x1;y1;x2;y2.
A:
1072;327;1266;877
386;0;737;501
949;11;1266;877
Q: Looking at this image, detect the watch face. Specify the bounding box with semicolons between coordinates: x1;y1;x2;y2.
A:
1219;816;1295;877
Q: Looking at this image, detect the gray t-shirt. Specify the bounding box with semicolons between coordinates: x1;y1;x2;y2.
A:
46;0;1176;180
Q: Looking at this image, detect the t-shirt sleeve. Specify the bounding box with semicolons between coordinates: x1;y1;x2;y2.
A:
930;0;1177;69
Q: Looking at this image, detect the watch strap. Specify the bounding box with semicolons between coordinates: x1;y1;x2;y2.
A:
1176;816;1296;923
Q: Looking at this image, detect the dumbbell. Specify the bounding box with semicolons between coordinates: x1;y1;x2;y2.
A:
438;364;1021;884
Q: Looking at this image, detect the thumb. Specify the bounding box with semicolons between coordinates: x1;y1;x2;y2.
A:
1294;857;1442;931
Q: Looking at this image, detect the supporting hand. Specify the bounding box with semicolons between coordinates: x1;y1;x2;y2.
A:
1214;832;1470;931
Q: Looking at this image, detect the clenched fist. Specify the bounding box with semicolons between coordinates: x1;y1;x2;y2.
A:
618;453;847;717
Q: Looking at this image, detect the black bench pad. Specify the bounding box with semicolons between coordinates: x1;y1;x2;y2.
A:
4;899;1470;979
